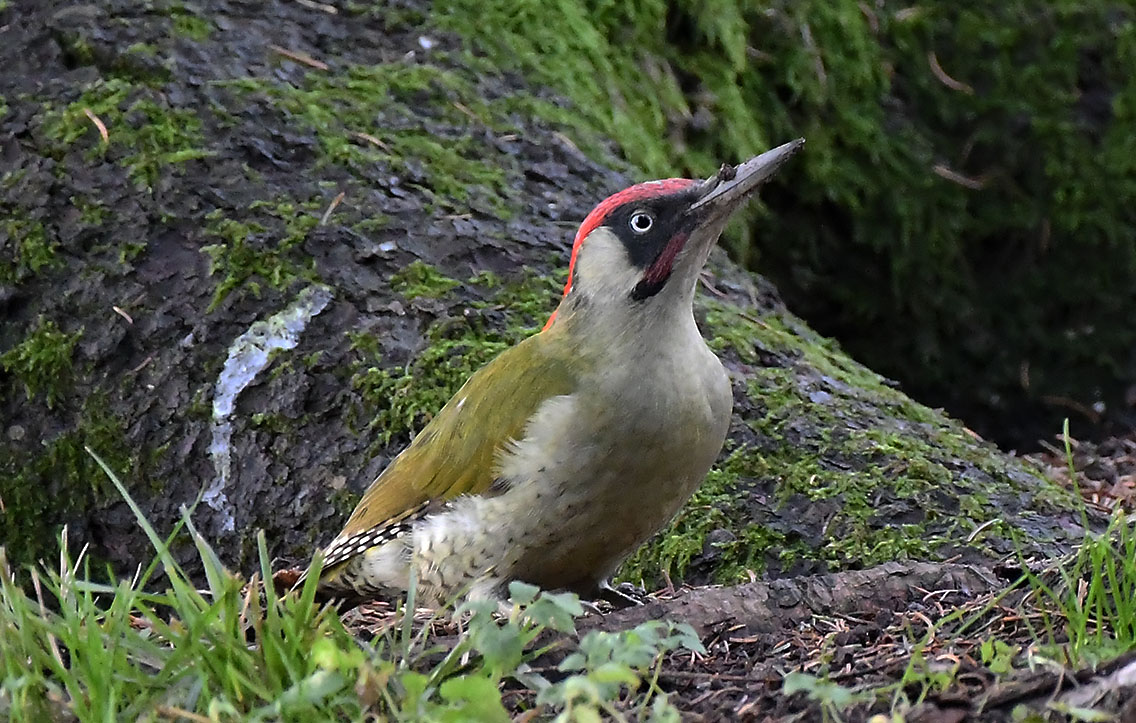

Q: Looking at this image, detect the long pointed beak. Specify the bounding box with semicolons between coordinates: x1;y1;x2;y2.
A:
688;138;805;218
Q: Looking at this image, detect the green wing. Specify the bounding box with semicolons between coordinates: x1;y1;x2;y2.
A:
334;328;580;541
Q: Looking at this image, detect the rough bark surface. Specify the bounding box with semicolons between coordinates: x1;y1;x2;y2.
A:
0;0;1090;585
580;561;1005;638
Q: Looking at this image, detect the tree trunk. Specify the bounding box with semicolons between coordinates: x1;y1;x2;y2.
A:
0;0;1090;584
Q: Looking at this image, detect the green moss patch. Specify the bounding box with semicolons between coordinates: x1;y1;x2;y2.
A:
224;62;515;215
0;319;82;409
349;266;561;449
0;213;57;284
0;395;132;566
390;260;461;300
200;200;323;310
38;78;212;189
169;5;213;40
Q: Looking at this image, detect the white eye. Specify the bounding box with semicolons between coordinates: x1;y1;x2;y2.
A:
629;211;654;234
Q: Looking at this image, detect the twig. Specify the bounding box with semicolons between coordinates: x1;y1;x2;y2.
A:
351;131;392;152
293;0;337;12
928;51;974;94
799;22;828;87
83;108;109;144
932;163;988;189
320;191;345;226
269;44;328;71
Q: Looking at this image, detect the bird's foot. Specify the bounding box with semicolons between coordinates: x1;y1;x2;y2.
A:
595;581;648;609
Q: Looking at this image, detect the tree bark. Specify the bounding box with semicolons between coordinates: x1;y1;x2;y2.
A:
580;561;1005;637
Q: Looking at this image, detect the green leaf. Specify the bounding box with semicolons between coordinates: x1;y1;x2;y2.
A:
589;662;638;687
525;592;581;634
470;620;526;672
437;674;510;722
400;671;430;705
558;652;587;671
782;672;821;696
508;580;540;606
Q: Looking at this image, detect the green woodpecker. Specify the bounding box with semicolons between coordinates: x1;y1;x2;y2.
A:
313;139;804;608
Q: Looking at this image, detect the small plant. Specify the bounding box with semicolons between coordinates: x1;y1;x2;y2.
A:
1;215;57;282
1020;420;1136;667
783;671;864;723
539;616;703;721
979;638;1018;674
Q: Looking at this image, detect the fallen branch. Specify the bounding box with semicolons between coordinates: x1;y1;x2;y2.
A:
582;561;1006;636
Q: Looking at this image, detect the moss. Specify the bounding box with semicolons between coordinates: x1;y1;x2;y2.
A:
169;6;213;40
468;267;564;336
0;319;82;408
328;488;362;523
390;261;461;300
118;241;147;265
250;412;294;435
303;351;324;369
350;324;510;448
124;43;158;57
72;195;108;227
199;200;322;310
349;269;559;448
267;358;295;382
0;214;57;283
619;297;1064;587
38;78;212;189
346;330;381;360
55;33;96;67
0;395;133;567
223;62;514;215
619;448;760;585
434;0;682;175
352;216;389;234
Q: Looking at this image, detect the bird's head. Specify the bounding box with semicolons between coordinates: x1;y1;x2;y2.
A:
544;139;804;332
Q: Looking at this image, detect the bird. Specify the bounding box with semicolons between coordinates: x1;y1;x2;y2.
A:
311;139;805;609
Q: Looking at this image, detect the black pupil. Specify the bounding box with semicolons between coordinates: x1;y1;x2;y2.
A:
633;214;651;231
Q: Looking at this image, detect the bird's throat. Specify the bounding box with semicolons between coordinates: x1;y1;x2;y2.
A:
631;232;687;301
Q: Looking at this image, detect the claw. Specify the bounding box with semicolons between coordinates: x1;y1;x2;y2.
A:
596;580;648;609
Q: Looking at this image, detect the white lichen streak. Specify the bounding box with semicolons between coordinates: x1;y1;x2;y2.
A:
206;285;333;532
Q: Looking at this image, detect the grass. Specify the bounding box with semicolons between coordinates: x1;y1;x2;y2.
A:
785;505;1136;719
880;421;1136;716
0;451;702;721
1019;422;1136;667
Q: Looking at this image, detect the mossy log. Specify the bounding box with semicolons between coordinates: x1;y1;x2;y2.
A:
0;0;1090;585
